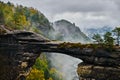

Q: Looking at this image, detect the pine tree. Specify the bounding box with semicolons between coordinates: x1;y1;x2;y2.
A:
112;27;120;46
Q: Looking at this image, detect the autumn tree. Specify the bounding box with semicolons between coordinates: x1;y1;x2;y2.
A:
13;12;30;30
0;1;14;28
26;68;45;80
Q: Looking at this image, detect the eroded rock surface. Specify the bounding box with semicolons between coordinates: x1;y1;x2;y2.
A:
77;63;120;80
0;30;120;80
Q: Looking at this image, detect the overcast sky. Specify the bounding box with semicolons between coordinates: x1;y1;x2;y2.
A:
1;0;120;30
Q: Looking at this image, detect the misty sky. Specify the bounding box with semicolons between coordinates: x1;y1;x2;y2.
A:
1;0;120;30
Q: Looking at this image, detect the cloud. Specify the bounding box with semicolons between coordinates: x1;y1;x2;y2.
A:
1;0;120;29
52;12;120;30
1;0;119;14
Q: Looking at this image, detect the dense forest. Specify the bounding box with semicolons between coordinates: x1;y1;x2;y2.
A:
0;1;53;36
0;1;62;80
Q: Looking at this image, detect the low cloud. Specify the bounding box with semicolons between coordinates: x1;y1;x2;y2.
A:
1;0;120;29
52;12;120;30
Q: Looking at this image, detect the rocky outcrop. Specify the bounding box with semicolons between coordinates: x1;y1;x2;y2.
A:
77;48;120;80
52;19;90;42
0;31;120;80
77;63;120;80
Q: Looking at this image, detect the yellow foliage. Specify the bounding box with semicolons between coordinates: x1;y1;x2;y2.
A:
47;77;53;80
26;68;45;80
50;68;57;74
29;8;38;15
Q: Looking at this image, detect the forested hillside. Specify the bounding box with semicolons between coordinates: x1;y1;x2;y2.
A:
0;1;54;37
0;1;61;80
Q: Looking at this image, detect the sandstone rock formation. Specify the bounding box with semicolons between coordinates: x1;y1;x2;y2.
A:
0;31;120;80
52;19;90;42
77;63;120;80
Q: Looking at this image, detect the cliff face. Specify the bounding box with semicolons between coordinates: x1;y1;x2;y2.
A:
77;63;120;80
0;31;120;80
0;46;39;80
77;47;120;80
0;31;41;80
52;19;90;42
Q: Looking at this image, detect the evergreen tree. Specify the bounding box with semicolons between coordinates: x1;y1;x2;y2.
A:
0;10;5;24
104;32;114;46
92;33;103;43
112;27;120;45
